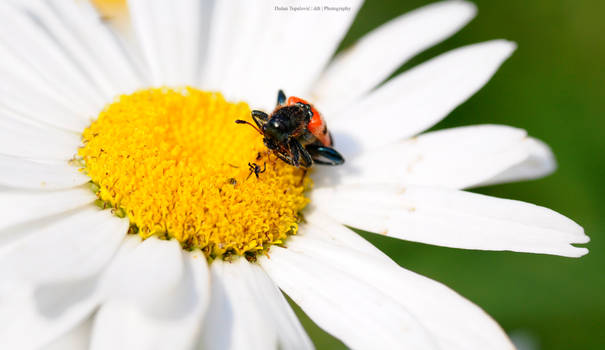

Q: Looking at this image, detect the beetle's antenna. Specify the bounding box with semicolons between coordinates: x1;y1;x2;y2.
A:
235;120;262;135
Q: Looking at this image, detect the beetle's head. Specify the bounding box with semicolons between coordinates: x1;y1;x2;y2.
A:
262;119;288;148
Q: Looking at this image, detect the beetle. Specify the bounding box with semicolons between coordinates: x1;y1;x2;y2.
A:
235;90;344;168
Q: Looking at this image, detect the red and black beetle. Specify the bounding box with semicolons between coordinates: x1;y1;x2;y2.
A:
236;90;344;168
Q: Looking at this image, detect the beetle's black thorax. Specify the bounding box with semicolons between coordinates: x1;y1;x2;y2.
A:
262;105;310;147
266;105;309;135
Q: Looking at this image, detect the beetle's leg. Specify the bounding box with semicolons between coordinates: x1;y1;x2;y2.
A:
299;148;313;168
305;144;344;165
251;110;269;129
290;144;300;167
289;138;313;168
275;151;295;166
246;162;255;180
277;90;286;106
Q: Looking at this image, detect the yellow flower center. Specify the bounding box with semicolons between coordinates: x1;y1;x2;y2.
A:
78;88;310;259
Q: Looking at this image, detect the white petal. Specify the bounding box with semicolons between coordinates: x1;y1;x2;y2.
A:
235;261;313;350
477;137;557;186
311;184;589;257
313;0;477;112
200;259;279;350
101;237;183;309
173;0;209;85
0;155;89;190
330;40;516;157
91;246;209;350
20;0;137;100
285;212;516;349
0;111;82;160
0;279;100;349
0;2;106;114
43;316;93;350
220;0;363;109
0;186;95;232
0;63;90;132
200;258;313;350
128;0;207;86
200;0;265;94
251;266;314;350
127;0;163;86
0;205;128;284
314;125;544;189
41;0;144;93
260;245;437;350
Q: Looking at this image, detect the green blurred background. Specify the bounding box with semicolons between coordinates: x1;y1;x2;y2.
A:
294;1;605;349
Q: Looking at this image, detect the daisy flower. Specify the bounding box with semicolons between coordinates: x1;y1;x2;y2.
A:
0;0;589;349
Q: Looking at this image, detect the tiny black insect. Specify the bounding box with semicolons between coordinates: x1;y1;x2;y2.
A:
247;162;266;180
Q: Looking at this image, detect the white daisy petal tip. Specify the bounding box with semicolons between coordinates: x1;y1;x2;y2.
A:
466;39;518;72
311;184;589;258
568;246;589;258
453;0;478;15
529;137;557;172
437;0;478;23
491;38;517;57
478;136;558;186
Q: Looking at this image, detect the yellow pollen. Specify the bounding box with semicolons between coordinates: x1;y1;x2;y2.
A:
91;0;127;19
78;88;310;259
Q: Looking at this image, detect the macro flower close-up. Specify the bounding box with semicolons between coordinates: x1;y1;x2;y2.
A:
0;0;596;349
